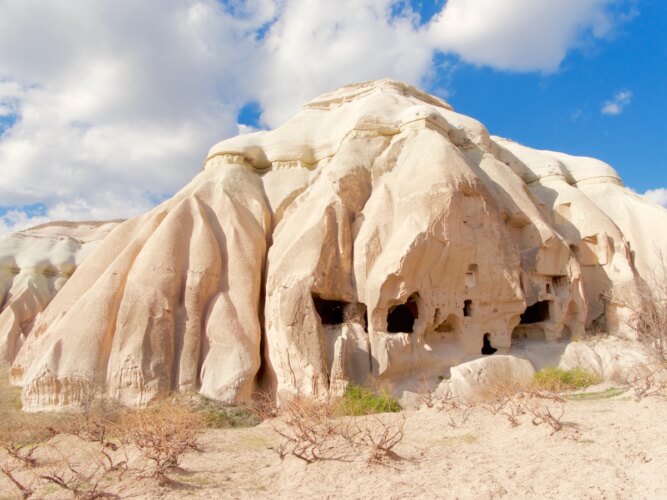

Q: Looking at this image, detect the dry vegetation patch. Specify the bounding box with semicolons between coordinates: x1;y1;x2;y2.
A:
269;386;405;465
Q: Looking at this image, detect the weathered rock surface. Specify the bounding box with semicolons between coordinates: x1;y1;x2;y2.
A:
0;221;120;364
437;355;536;402
558;337;663;382
4;79;666;410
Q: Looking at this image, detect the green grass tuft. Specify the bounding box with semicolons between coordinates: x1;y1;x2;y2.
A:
533;367;601;392
194;396;260;429
566;387;627;400
334;385;401;416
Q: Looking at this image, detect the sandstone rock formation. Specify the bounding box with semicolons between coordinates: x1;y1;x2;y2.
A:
4;79;666;410
0;221;120;364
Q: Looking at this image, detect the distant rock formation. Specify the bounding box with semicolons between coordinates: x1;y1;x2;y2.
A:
0;221;121;364
3;80;666;411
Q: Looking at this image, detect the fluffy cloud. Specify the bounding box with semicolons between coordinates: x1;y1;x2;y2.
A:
643;188;667;208
0;0;637;232
601;90;633;115
254;0;433;126
0;0;269;231
428;0;621;71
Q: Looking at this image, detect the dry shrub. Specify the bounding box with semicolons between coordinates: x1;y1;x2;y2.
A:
339;414;405;464
419;386;474;428
611;256;667;361
604;255;667;399
0;401;207;497
270;397;344;463
38;440;127;500
482;384;570;435
530;403;566;435
270;396;405;465
626;368;667;401
1;429;127;500
1;463;34;499
481;383;537;427
118;405;204;485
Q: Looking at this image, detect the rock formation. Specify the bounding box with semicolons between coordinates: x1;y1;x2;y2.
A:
3;79;666;410
0;221;120;364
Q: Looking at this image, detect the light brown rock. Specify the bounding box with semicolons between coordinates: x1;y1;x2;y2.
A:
5;79;665;410
437;355;536;402
0;221;120;364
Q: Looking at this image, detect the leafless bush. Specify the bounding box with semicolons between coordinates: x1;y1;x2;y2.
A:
611;255;667;361
530;403;566;435
1;463;34;498
270;396;405;465
1;428;127;500
482;384;536;427
39;445;125;500
0;401;208;497
118;405;203;485
340;414;405;464
270;397;344;463
481;384;571;435
1;441;40;468
627;368;667;401
426;388;474;428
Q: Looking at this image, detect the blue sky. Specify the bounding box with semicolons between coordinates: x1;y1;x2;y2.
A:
437;0;666;193
0;0;665;231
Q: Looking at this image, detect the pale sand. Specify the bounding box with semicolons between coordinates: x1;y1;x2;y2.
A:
1;392;665;499
164;394;666;499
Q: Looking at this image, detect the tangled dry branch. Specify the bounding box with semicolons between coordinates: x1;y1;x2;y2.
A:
270;397;405;465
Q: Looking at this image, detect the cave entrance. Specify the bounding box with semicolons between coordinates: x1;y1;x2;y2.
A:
387;294;419;333
520;300;551;324
435;313;460;333
312;295;347;325
463;300;472;317
481;333;497;355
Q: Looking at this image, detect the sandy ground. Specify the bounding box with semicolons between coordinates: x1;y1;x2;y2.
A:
1;389;666;499
169;391;666;499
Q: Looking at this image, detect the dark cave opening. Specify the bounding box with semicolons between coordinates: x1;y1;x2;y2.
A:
312;295;347;325
520;300;551;324
387;295;419;333
463;299;472;317
481;333;497;355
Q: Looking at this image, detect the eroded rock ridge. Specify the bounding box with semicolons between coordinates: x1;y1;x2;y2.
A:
3;80;666;410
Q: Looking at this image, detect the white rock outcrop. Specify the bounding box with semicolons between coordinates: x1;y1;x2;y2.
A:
0;221;120;364
558;338;663;382
5;79;666;410
438;355;536;402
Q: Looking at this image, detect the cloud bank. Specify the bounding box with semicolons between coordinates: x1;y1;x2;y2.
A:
0;0;636;232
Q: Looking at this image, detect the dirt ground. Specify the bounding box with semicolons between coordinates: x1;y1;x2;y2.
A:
160;393;667;500
4;386;665;499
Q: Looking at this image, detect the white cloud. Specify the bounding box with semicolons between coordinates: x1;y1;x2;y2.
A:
0;209;51;233
254;0;433;127
643;188;667;208
0;0;638;232
428;0;622;71
0;0;268;226
601;89;633;115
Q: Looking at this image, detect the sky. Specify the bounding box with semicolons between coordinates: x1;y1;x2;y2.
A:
0;0;665;232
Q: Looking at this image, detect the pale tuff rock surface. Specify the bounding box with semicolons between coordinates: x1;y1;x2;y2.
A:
438;355;536;403
0;221;120;365
4;79;666;410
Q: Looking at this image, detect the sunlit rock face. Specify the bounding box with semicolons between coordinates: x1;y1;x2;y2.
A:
5;79;666;410
0;221;120;365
